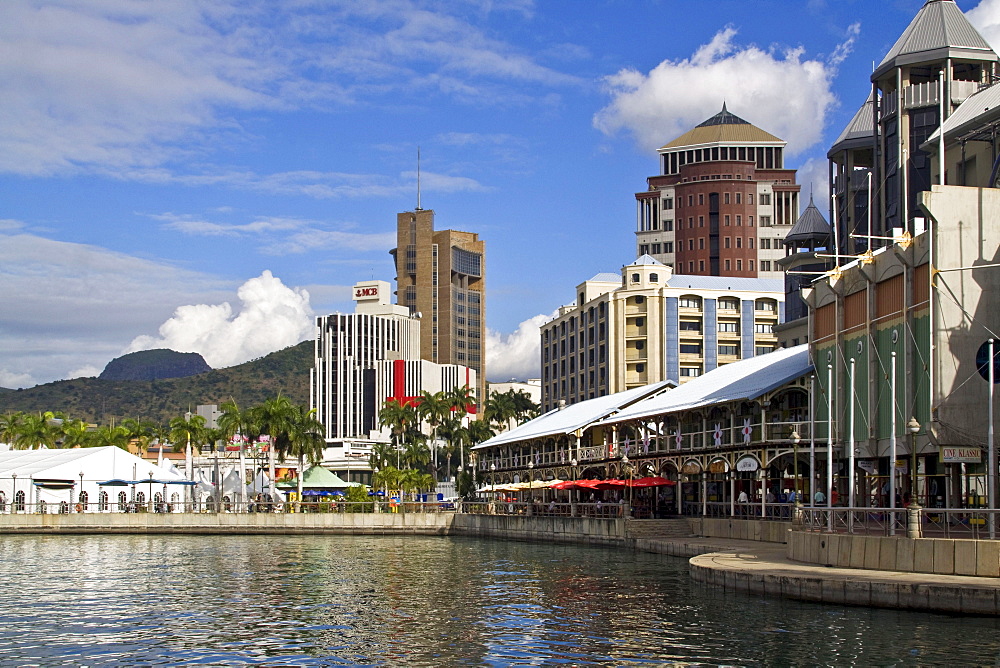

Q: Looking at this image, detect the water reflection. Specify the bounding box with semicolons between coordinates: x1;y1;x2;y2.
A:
0;535;997;665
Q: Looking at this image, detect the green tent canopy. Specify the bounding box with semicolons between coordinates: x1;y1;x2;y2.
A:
276;465;362;489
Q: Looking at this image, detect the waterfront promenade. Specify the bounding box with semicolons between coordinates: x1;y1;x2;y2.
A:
3;511;1000;615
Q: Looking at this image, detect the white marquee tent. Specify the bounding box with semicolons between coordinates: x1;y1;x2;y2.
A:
0;446;189;512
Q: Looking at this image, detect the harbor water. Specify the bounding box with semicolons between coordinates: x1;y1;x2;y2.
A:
0;534;997;666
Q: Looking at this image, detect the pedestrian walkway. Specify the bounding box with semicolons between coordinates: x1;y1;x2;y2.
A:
643;536;1000;615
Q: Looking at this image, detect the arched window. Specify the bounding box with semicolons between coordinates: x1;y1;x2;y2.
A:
117;491;127;511
78;491;89;508
99;491;109;511
59;501;69;514
650;273;659;282
14;490;25;512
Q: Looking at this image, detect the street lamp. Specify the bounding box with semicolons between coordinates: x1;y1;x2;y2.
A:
78;471;84;512
11;473;16;513
789;430;801;507
622;454;633;518
907;417;921;507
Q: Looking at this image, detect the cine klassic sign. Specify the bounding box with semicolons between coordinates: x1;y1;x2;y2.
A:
355;286;379;298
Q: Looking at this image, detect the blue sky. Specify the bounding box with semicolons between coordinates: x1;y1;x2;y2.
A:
4;0;1000;389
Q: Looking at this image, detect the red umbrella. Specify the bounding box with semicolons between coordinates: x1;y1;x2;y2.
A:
628;476;676;488
593;479;628;490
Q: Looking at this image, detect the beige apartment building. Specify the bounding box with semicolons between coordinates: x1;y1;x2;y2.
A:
540;255;784;412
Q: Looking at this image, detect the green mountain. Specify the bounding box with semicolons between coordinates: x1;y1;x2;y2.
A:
100;349;212;381
0;341;313;425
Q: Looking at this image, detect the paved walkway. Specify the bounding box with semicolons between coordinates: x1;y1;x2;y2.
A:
641;536;1000;615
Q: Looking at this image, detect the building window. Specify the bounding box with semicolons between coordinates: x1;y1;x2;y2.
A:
631;273;640;283
663;198;673;209
725;259;731;271
736;215;742;226
699;260;704;271
737;260;742;271
756;345;775;355
748;237;753;249
724;237;730;249
688;239;694;251
678;296;701;308
639;244;649;255
719;344;740;356
756;299;776;311
680;343;702;355
748;193;754;205
679;320;701;332
650;272;659;282
718;322;739;333
725;215;730;226
724;193;730;204
761;238;770;249
736;237;742;249
680;367;700;377
760;193;771;205
760;216;772;227
651;243;661;254
718;297;739;310
699;194;704;205
665;242;673;253
636;363;645;373
699;216;704;227
699;238;705;250
754;323;774;334
664;220;674;231
748;216;754;227
736;193;742;204
761;260;771;271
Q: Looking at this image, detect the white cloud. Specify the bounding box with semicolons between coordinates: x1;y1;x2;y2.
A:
967;0;1000;51
151;211;397;255
485;312;555;381
0;369;35;390
127;270;314;368
593;26;846;156
0;0;578;178
794;157;831;212
0;232;233;385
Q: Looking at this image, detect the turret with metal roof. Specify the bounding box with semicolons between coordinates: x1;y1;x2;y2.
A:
783;196;831;249
660;103;784;152
867;0;998;246
872;0;996;82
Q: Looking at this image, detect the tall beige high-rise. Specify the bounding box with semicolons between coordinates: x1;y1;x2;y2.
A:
391;208;486;404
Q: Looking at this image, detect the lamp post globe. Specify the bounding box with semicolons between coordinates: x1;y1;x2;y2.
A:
907;418;921;506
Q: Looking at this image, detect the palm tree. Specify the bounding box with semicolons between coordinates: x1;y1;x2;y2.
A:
257;395;297;501
121;417;158;456
378;398;418;469
483;390;517;432
417;390;451;479
0;412;23;447
280;404;326;507
402;438;431;473
219;399;262;509
510;390;541;424
169;413;206;503
60;418;91;449
12;411;61;449
90;424;131;450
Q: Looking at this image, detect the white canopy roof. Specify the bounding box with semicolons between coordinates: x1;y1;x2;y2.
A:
597;344;812;426
0;446;185;482
473;380;676;449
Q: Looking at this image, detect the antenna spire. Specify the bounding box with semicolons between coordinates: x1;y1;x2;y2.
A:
416;146;422;211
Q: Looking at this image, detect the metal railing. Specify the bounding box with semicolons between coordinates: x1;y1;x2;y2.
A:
0;500;459;515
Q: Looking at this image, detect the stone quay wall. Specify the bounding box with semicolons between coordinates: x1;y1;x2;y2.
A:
787;530;1000;578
